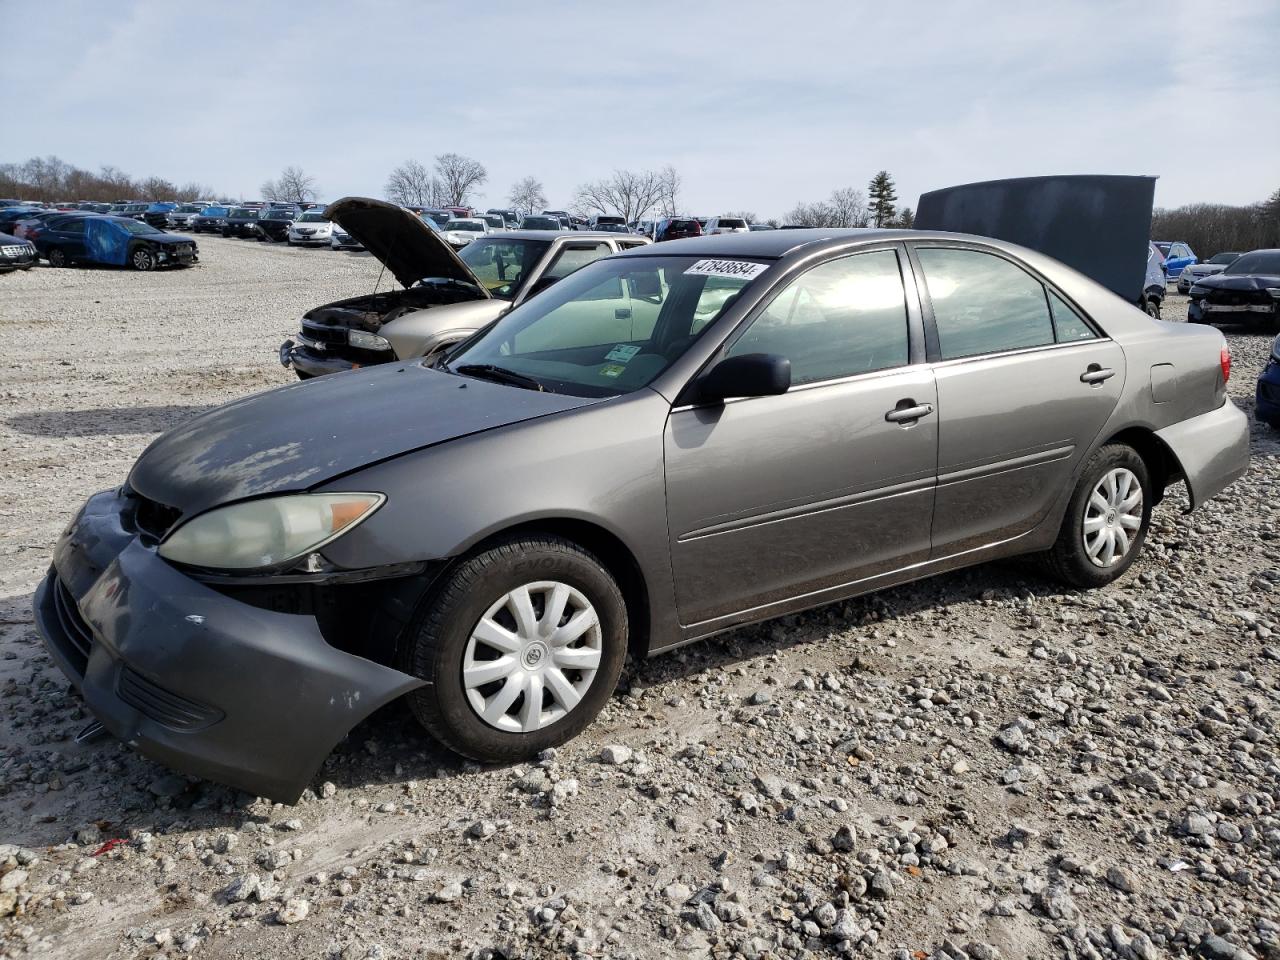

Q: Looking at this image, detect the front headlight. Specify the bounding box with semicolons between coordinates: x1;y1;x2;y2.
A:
1266;287;1280;300
1272;334;1280;362
348;329;391;351
157;493;384;570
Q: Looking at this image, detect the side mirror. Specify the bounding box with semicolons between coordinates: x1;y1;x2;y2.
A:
527;275;560;298
699;353;791;402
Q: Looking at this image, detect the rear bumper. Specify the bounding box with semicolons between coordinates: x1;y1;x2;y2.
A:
1154;399;1250;511
1257;361;1280;426
34;488;424;802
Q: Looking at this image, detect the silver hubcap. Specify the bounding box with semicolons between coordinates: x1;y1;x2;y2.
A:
463;581;601;733
1083;467;1143;567
134;251;149;268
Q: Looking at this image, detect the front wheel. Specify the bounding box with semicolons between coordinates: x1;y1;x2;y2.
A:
130;247;156;271
1144;297;1161;319
47;248;67;268
403;536;627;762
1041;444;1151;588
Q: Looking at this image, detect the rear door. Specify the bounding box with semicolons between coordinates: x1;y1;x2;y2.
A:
909;242;1125;556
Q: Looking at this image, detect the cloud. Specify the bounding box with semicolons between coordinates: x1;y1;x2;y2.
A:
7;0;1277;216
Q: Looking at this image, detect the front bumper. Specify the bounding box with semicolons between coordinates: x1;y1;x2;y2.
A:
1257;360;1280;426
1188;298;1280;324
34;488;425;802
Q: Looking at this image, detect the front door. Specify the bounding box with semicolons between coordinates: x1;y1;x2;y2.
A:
910;243;1126;556
664;246;938;627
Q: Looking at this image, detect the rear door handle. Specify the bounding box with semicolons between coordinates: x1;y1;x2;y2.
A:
885;402;934;424
1080;365;1116;385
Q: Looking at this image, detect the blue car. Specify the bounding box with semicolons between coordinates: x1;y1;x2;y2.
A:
1154;241;1197;282
1256;334;1280;429
34;214;198;270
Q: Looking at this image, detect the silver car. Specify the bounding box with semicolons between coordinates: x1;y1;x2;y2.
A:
1177;251;1242;294
38;228;1248;802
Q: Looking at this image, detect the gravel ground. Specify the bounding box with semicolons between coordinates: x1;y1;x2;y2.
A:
0;242;1277;960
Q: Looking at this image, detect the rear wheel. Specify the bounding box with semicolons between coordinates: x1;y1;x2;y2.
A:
130;247;156;271
47;248;67;268
1042;444;1151;588
403;536;627;762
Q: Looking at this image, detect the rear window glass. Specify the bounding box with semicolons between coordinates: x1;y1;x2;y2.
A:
718;219;747;228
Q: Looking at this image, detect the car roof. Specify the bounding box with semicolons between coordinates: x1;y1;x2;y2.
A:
617;228;920;258
481;230;632;241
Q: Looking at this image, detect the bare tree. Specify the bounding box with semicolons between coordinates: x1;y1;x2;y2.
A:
434;153;487;207
784;199;839;227
261;166;318;204
138;176;179;201
656;165;682;218
385;159;441;207
724;210;758;224
507;176;547;215
829;187;869;227
574;168;667;224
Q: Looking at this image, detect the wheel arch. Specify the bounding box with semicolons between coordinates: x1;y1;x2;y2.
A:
1099;425;1181;506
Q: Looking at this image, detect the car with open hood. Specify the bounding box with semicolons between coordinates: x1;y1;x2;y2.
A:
279;197;649;378
39;228;1249;803
1187;249;1280;329
1177;251;1242;294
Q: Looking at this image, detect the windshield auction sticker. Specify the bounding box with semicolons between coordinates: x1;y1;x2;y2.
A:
684;259;769;280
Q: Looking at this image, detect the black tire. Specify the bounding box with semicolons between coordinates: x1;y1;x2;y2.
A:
1041;444;1152;589
1144;297;1161;319
129;246;156;271
46;248;67;268
402;535;627;763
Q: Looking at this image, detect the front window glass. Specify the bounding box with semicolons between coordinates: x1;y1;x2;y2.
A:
230;208;257;219
728;250;908;384
446;255;765;397
1225;251;1280;275
264;210;292;220
1209;252;1239;264
445;220;484;232
521;217;559;229
297;212;328;222
918;247;1056;360
116;219;163;235
718;219;747;228
457;238;550;300
202;206;230;217
543;242;611;280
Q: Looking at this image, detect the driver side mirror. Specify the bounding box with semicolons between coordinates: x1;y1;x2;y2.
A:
698;353;791;403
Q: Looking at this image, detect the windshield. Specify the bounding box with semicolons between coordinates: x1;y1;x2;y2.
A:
230;208;257;219
264;210;293;220
202;206;230;217
297;212;328;222
521;217;559;230
457;237;550;301
1224;251;1280;275
446;220;484;232
1209;252;1240;264
445;255;763;397
175;204;202;213
718;219;747;228
116;219;164;236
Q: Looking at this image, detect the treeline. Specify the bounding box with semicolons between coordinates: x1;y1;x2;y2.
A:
1151;190;1280;256
0;155;217;203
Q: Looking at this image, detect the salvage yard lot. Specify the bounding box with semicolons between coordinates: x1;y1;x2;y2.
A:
0;239;1277;959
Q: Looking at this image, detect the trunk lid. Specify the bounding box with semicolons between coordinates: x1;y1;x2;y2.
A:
325;196;491;294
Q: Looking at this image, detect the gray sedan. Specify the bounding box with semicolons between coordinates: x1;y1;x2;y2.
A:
36;229;1249;801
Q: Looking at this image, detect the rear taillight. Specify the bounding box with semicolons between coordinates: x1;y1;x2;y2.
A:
1220;344;1231;384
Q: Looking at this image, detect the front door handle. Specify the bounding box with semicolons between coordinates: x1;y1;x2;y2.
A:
1080;364;1116;385
885;401;935;424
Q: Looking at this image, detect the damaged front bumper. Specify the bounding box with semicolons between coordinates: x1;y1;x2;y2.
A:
279;338;363;378
34;488;426;803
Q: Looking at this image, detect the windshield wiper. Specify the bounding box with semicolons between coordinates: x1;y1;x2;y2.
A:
453;363;544;392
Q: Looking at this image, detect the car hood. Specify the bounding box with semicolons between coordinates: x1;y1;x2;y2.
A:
1194;273;1280;291
325;196;488;293
155;233;195;245
128;362;595;520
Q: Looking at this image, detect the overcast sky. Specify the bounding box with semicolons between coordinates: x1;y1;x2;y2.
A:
7;0;1278;217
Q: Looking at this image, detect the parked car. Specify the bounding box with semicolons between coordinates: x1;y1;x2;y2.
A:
421;209;452;227
142;202;176;229
191;206;232;234
115;202;150;222
1257;333;1280;428
1140;242;1166;318
33;214;197;270
655;217;702;242
444;206;473;219
478;213;506;231
330;223;364;250
166;203;205;229
287;210;335;246
486;208;520;228
750;223;777;231
1187;248;1280;329
1154;241;1196;281
281;198;649;378
519;215;564;230
588;215;627;230
440;218;488;248
0;231;37;272
9;210;73;241
1177;252;1242;293
256;207;297;242
77;202;113;213
0;207;43;233
543;210;576;230
221;207;260;238
40;228;1248;802
704;216;750;235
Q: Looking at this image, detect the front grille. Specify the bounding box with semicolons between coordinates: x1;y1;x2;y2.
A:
134;496;182;541
1206;291;1266;307
301;319;350;346
51;579;94;675
116;666;223;731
